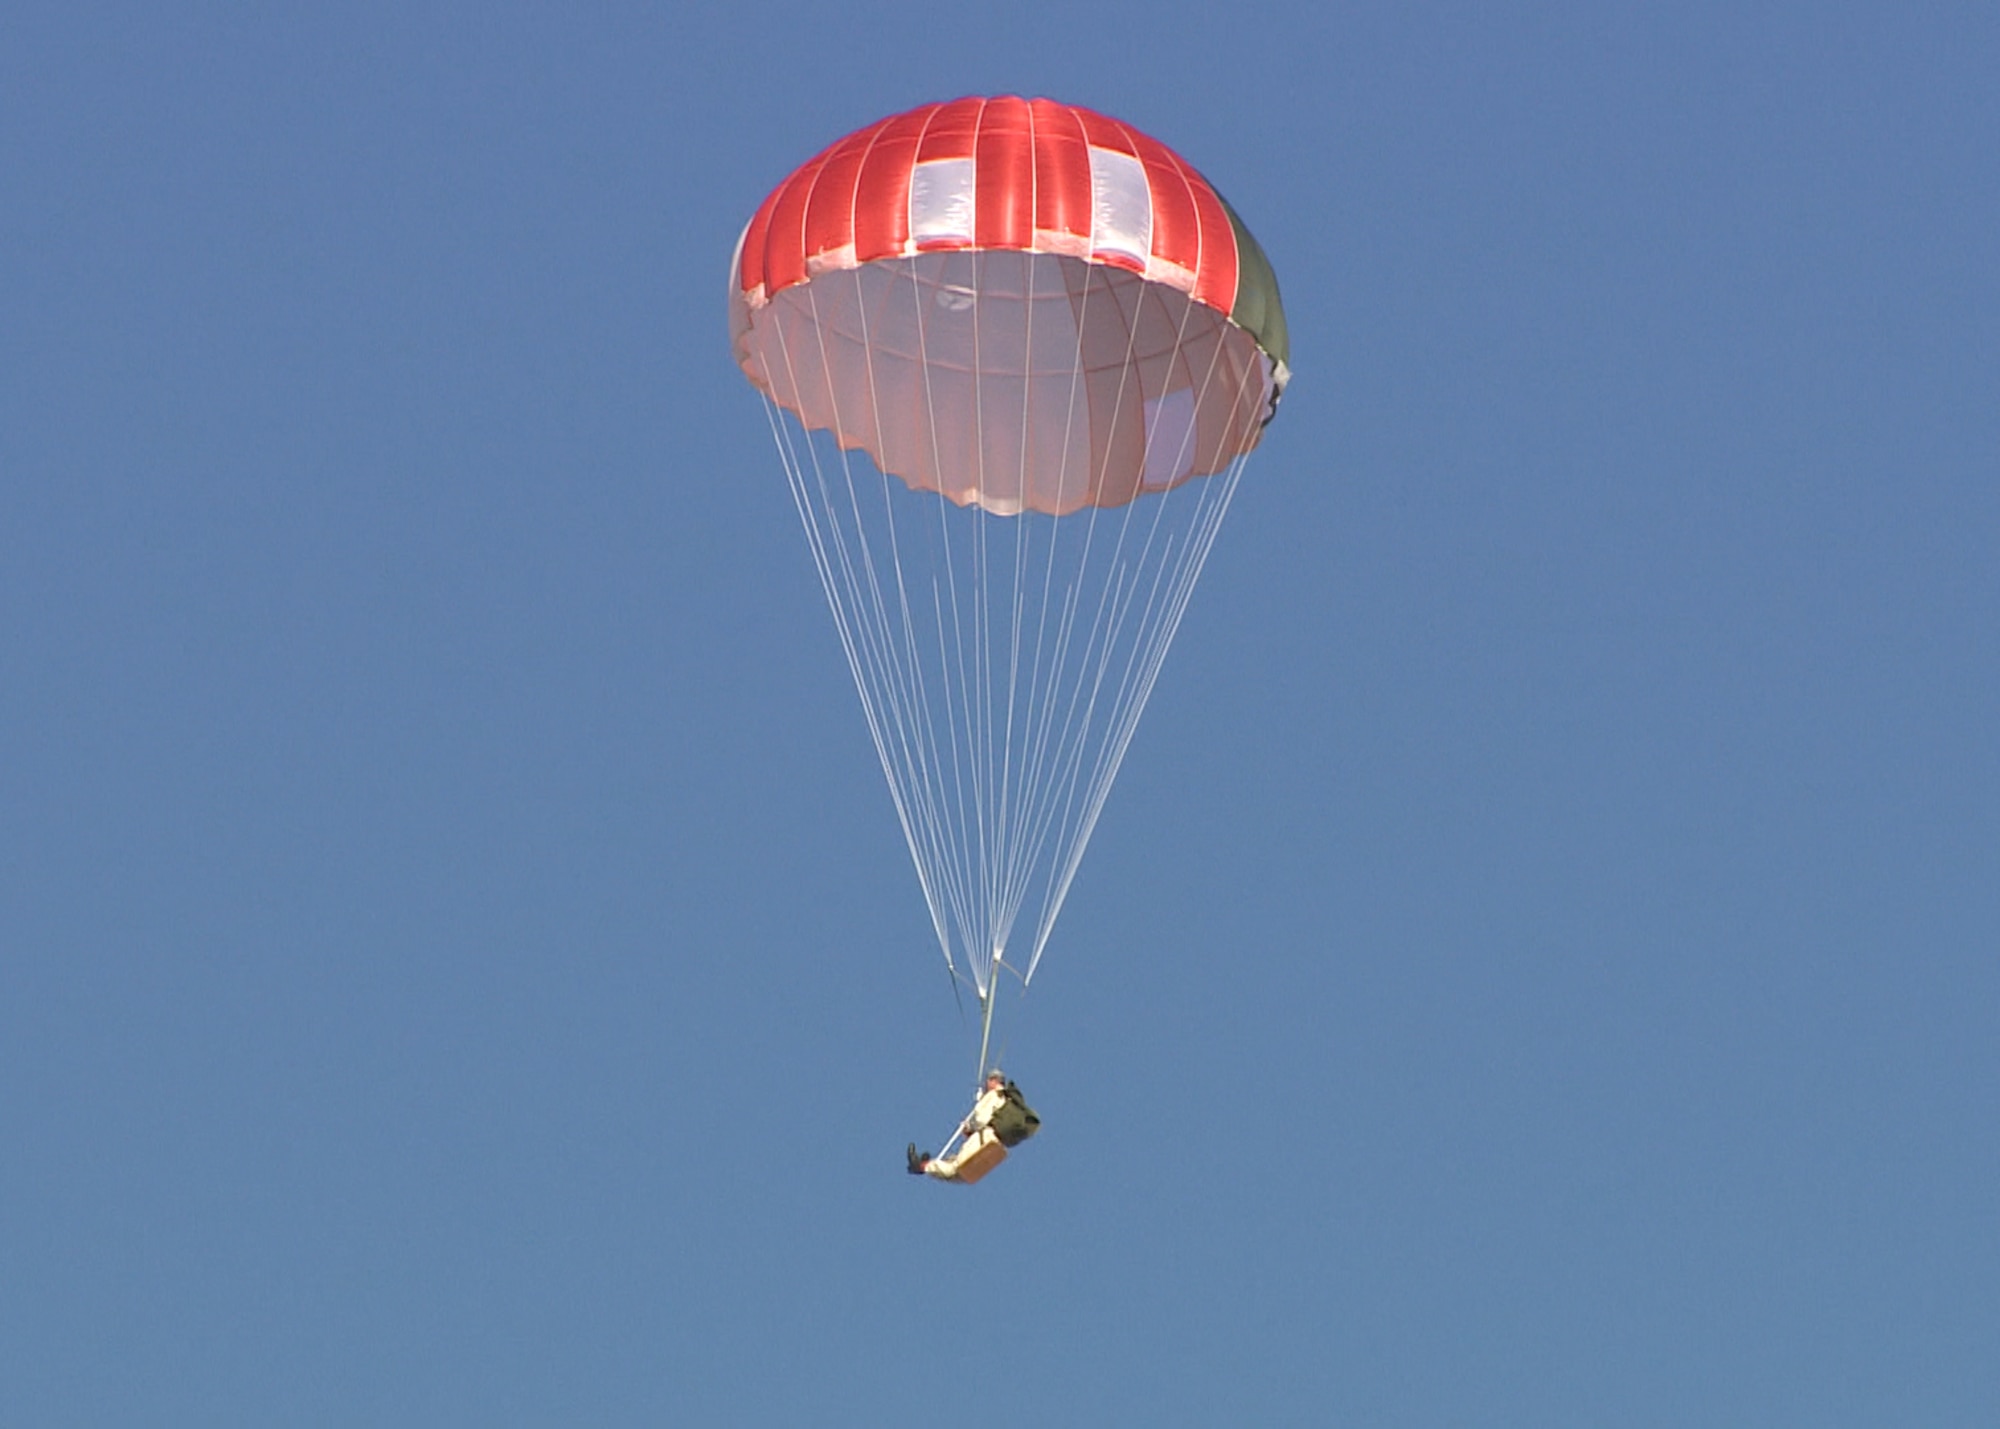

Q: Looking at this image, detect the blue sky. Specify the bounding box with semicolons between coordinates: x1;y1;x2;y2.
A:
4;2;1996;1423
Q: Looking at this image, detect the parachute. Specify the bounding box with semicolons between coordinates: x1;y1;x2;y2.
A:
729;97;1289;1068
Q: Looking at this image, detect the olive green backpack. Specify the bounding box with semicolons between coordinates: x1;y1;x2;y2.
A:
989;1083;1041;1148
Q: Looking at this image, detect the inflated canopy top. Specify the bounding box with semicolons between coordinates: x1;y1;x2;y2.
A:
733;95;1288;371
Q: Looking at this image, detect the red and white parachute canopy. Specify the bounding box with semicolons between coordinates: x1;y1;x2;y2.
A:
731;95;1288;515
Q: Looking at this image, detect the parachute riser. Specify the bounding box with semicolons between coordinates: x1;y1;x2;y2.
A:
974;982;998;1095
928;988;1000;1160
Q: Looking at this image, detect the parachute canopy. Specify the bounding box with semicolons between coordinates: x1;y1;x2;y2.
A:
729;97;1287;1015
731;96;1288;514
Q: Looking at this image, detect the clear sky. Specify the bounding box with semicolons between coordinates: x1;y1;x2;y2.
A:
4;3;1996;1423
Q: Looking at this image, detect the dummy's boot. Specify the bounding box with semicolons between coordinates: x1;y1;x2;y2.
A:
906;1144;931;1175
